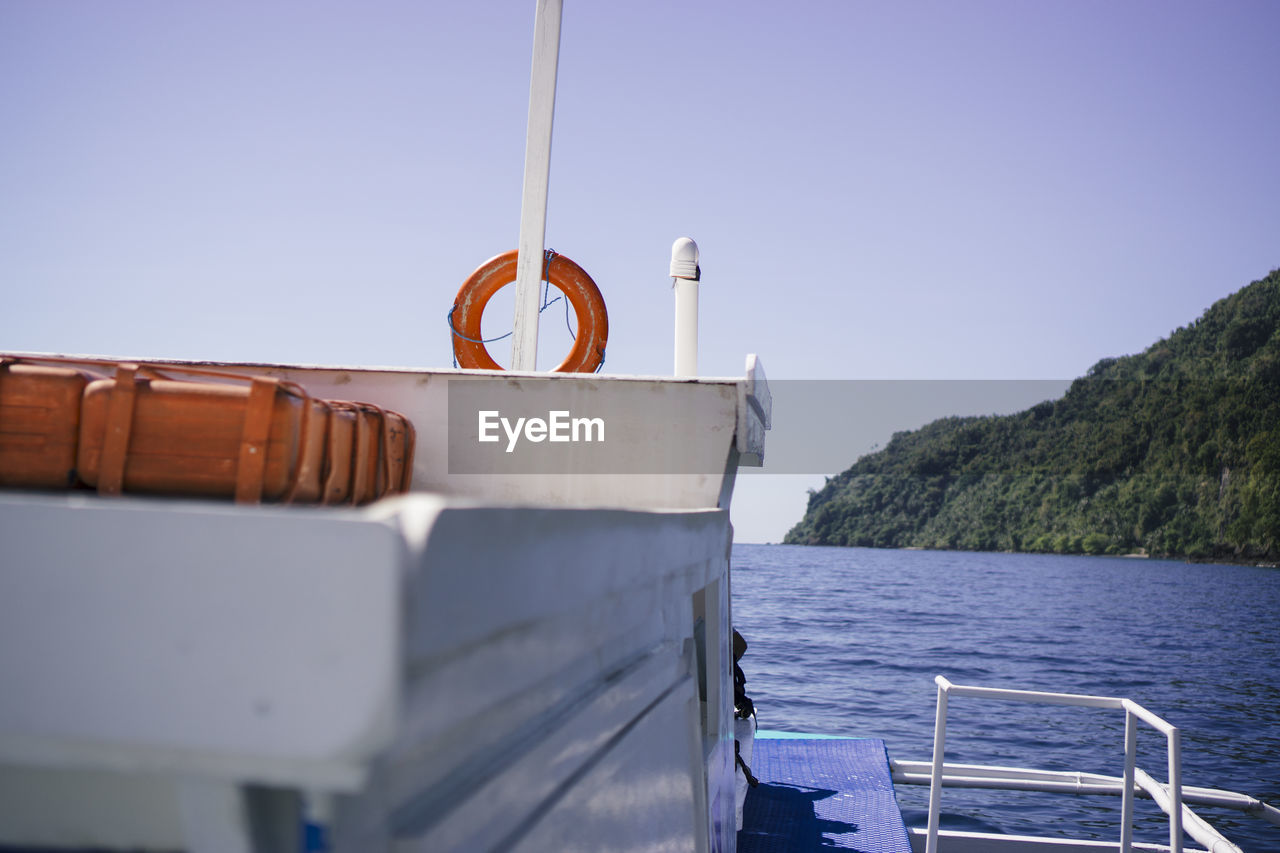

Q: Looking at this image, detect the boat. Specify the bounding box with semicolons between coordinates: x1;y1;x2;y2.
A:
0;347;771;853
2;4;1277;852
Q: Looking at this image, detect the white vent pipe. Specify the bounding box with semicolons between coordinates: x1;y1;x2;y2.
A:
671;237;700;377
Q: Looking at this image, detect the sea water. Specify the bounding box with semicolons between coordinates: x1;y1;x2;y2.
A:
731;544;1280;852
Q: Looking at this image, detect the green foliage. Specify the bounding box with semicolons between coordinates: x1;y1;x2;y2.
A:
785;270;1280;562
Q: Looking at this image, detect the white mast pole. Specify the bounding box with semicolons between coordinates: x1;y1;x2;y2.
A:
510;0;563;372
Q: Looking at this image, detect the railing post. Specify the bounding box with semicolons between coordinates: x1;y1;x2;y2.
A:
926;677;951;853
1168;726;1183;853
1121;709;1136;853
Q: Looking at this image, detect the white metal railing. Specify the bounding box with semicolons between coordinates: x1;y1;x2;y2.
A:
893;760;1280;817
924;676;1247;853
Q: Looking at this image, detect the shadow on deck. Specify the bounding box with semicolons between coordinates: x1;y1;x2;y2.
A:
739;736;912;853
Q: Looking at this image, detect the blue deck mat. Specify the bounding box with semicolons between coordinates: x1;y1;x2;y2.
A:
739;736;912;853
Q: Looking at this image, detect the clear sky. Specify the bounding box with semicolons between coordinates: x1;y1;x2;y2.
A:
3;1;1278;542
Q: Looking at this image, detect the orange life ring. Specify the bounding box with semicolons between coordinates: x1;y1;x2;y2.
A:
450;250;608;373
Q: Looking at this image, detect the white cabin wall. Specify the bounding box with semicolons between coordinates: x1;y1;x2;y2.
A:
66;360;752;511
507;680;704;853
332;502;733;852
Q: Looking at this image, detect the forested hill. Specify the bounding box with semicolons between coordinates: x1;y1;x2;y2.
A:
784;269;1280;562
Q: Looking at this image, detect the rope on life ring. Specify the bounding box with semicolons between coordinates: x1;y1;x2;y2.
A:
449;249;608;373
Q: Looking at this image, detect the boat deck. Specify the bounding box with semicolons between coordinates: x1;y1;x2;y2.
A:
740;735;912;853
